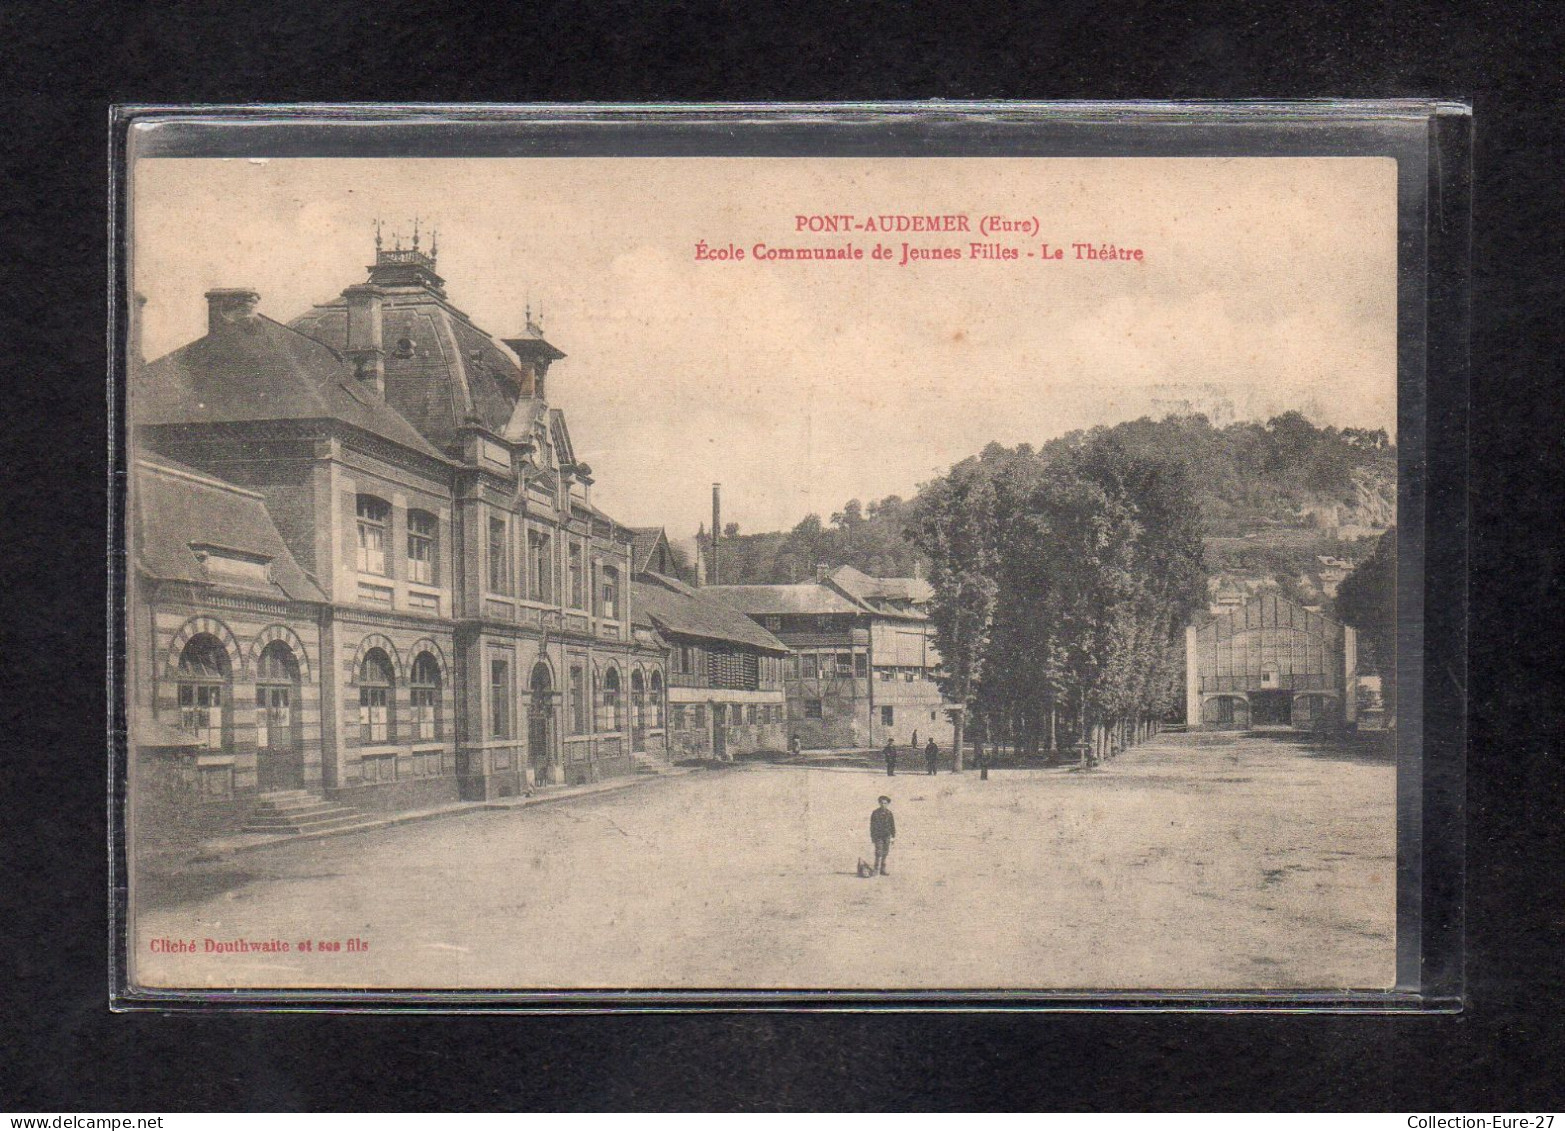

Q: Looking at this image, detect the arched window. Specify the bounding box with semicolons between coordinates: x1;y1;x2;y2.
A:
176;635;230;750
598;666;622;732
254;640;300;753
649;670;664;729
406;510;438;585
410;652;441;741
358;648;395;743
356;495;391;576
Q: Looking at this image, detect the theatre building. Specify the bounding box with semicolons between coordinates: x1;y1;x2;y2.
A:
129;236;663;833
1184;593;1359;732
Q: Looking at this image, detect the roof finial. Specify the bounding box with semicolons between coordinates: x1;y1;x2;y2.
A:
374;218;382;253
429;227;438;260
412;216;420;251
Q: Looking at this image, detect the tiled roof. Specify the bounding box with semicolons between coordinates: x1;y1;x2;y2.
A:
137;313;444;461
702;582;865;616
629;527;668;574
135;458;327;603
632;574;790;654
828;564;933;605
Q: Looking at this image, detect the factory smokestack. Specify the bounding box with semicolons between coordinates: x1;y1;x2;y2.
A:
711;483;722;586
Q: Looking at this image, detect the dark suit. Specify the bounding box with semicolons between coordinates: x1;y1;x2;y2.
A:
883;742;897;776
870;806;896;874
925;740;939;775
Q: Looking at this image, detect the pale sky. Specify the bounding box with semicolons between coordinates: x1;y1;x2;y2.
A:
132;156;1398;537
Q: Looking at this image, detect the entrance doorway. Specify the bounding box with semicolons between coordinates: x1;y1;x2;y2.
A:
528;662;555;786
630;670;646;753
1250;689;1293;727
255;641;303;791
711;703;727;759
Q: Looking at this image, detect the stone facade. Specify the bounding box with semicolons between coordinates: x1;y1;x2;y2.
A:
130;241;667;832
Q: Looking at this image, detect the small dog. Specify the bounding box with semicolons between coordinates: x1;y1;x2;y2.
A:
856;859;875;878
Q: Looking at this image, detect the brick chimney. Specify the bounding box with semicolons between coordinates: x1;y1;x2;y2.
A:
342;284;386;396
205;288;260;334
815;563;830;583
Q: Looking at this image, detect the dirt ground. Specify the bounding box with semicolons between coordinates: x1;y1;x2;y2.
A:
131;731;1397;991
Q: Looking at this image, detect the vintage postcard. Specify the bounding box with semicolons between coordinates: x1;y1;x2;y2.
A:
123;144;1404;996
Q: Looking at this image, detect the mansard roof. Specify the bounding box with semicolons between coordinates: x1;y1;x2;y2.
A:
290;270;565;459
632;573;790;654
134;457;327;604
137;312;443;461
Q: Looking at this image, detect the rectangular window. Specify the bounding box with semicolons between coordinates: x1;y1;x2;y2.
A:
356;496;389;575
602;566;620;620
693;705;706;728
855;653;868;678
490;657;512;739
488;516;510;594
882;706;894;727
569;543;584;608
529;531;553;602
570;665;587;735
359;686;389;744
786;654;799;678
407;591;439;613
671;705;686;731
764;615;782;631
407;511;438;584
801;654;818;679
836;652;853;676
804;698;823;719
747;705;758;726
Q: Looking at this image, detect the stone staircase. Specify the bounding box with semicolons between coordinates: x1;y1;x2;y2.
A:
241;790;367;836
628;749;674;776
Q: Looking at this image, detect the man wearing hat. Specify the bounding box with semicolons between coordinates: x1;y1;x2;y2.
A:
870;795;896;876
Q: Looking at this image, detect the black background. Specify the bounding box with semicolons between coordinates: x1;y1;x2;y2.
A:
2;1;1561;1112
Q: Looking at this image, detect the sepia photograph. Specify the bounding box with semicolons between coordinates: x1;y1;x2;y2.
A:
122;151;1402;995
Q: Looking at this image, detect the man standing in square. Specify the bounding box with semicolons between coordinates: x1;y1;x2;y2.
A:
870;796;896;876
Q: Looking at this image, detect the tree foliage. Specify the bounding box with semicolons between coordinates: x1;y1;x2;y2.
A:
908;426;1208;759
1334;526;1398;711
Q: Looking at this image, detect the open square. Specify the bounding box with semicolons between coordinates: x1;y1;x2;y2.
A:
135;731;1396;991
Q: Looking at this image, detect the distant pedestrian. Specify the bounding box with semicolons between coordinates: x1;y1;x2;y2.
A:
925;738;939;775
789;734;802;757
870;796;896;876
911;729;919;751
883;738;897;776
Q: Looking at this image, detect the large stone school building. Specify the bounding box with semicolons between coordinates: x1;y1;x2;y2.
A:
129;238;677;835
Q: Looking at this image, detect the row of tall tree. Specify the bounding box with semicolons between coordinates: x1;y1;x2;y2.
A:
908;430;1208;767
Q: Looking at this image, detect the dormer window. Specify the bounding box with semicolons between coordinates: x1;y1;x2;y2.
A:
393;337;416;359
356;495;390;575
189;544;271;585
